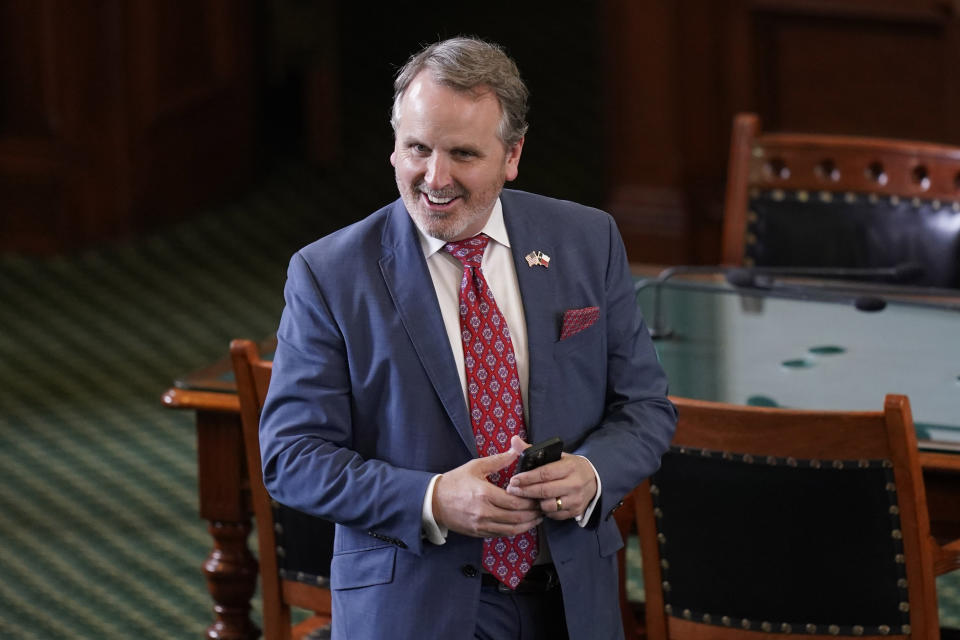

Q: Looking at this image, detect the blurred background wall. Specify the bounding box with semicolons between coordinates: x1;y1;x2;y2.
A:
3;0;959;264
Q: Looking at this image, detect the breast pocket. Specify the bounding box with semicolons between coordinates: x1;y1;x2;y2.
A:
555;319;601;358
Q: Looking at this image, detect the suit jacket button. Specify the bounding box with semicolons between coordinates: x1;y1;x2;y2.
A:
461;564;479;578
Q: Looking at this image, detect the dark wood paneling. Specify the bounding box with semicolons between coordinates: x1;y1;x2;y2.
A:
603;0;960;265
754;10;951;139
0;0;255;254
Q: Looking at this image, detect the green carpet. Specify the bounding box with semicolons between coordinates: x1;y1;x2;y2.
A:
1;163;959;637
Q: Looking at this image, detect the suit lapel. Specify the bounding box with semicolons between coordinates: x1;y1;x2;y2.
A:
378;203;476;456
502;194;558;440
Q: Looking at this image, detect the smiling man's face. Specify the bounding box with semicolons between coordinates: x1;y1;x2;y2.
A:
390;72;523;242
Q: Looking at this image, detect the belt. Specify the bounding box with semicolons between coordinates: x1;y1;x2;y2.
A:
481;564;560;594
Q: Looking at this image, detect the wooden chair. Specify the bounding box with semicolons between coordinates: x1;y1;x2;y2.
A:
721;113;960;288
230;338;334;640
635;394;949;640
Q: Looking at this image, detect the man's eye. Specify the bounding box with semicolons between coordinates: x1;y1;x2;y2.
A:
412;144;429;155
452;149;476;159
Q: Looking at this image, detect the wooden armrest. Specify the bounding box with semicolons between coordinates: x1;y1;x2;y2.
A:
933;536;960;575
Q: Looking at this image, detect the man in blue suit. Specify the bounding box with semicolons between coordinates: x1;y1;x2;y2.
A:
260;37;676;639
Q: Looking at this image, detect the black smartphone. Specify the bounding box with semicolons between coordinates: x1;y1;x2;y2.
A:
516;437;564;473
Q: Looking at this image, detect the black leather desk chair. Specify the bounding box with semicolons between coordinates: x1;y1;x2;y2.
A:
721;113;960;289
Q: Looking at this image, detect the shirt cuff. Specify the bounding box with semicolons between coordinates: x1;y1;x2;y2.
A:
574;455;602;527
421;474;448;544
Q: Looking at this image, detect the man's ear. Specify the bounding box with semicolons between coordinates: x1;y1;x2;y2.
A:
504;137;524;182
390;151;397;167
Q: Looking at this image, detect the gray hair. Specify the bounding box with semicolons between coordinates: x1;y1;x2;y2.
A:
390;37;529;148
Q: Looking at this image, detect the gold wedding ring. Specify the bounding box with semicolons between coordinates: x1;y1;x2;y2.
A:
556;497;563;511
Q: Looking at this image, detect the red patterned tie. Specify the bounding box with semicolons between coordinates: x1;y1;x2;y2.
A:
444;234;538;590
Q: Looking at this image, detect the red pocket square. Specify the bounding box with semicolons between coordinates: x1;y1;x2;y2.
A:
560;306;600;340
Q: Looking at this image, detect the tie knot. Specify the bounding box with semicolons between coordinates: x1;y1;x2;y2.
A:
443;234;490;268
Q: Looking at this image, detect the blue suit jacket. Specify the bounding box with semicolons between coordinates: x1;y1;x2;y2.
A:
260;189;676;639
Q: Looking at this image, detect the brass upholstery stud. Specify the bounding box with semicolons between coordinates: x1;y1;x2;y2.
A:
879;624;890;635
797;190;809;202
892;529;903;540
781;623;792;633
682;608;691;620
741;619;751;630
721;616;732;627
761;621;772;632
806;623;817;633
829;624;840;635
899;601;910;612
853;625;864;636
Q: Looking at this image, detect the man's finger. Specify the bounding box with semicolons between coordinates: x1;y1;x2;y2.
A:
474;447;521;474
487;486;540;511
509;455;570;487
509;435;530;454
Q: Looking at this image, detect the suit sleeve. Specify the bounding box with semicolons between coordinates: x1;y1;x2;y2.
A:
259;251;433;555
573;215;677;524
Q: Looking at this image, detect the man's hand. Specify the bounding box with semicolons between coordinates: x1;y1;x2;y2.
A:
506;436;598;520
433;447;543;538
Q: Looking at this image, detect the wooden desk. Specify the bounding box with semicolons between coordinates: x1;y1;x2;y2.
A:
166;277;960;639
163;368;251;640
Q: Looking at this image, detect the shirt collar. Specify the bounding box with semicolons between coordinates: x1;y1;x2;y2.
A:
417;198;510;258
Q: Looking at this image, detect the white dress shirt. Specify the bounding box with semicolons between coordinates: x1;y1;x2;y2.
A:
414;199;601;548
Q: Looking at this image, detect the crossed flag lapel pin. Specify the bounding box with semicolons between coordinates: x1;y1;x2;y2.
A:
525;250;551;268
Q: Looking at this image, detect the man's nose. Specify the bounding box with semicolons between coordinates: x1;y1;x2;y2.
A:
424;153;451;189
